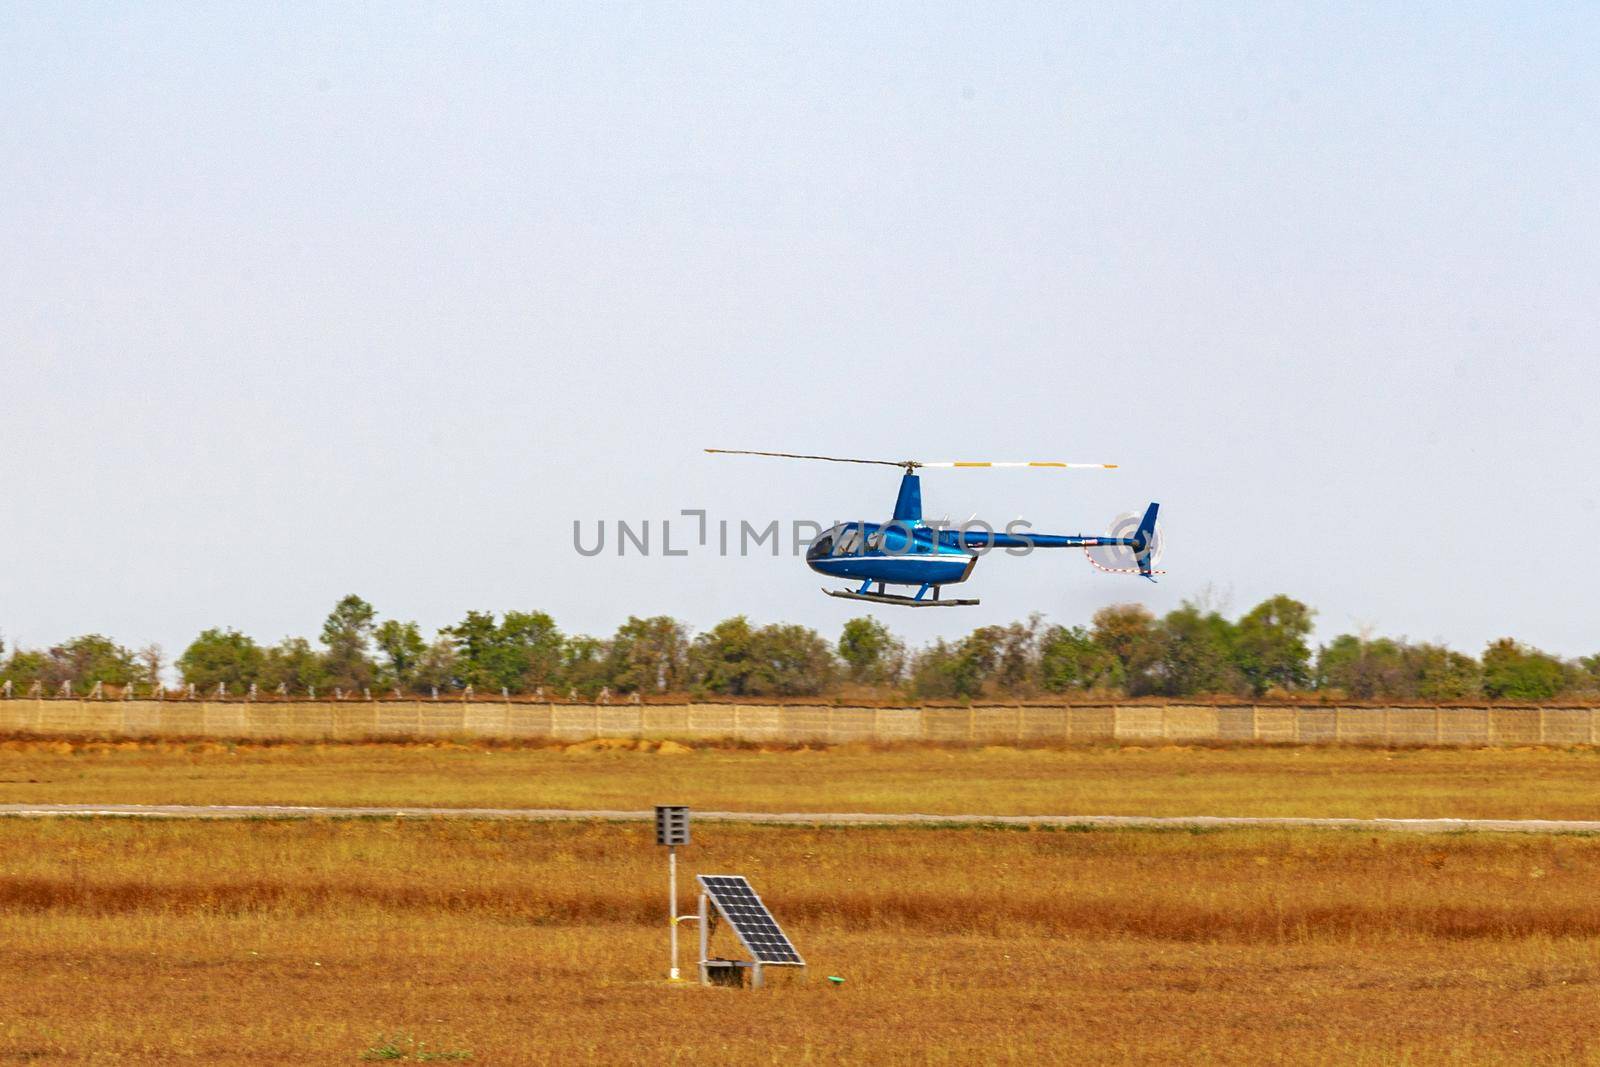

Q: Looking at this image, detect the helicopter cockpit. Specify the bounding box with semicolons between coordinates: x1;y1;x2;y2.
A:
806;523;869;561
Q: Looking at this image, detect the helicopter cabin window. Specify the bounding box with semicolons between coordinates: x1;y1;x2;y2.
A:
834;527;865;555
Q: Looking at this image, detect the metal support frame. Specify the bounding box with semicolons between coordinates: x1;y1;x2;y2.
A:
697;890;709;984
696;890;766;989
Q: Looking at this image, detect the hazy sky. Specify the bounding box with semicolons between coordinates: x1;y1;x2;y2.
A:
3;3;1597;666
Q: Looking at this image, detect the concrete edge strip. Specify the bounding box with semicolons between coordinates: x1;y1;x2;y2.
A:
1;804;1598;834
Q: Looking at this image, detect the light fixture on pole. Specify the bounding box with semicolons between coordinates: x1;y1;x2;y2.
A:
654;805;691;981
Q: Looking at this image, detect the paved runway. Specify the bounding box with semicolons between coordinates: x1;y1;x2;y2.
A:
1;803;1598;834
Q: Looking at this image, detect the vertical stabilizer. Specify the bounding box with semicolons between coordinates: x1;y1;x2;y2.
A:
1134;502;1160;580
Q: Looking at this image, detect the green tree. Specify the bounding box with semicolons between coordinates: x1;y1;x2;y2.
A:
910;629;1003;700
442;611;501;688
837;617;905;686
1038;625;1119;691
1571;654;1600;696
1319;637;1487;701
320;595;377;690
990;616;1043;696
1481;639;1565;701
35;635;140;691
499;611;565;691
262;637;330;694
1232;595;1315;695
1091;604;1160;695
2;647;50;689
374;620;426;690
1408;644;1483;700
563;635;611;697
443;610;565;692
690;617;759;695
413;639;459;692
949;628;1004;698
1154;604;1244;697
907;639;959;699
604;616;690;693
690;618;836;697
1315;635;1410;699
750;623;837;696
177;628;266;691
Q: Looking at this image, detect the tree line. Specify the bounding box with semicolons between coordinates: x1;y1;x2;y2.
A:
2;593;1598;702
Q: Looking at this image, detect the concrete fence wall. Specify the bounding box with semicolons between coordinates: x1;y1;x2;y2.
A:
0;699;1596;746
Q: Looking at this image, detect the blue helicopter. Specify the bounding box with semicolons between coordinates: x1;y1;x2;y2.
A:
707;449;1163;608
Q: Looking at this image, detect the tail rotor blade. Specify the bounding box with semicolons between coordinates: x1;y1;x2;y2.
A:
1086;510;1165;576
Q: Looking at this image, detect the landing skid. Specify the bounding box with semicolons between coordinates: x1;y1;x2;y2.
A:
822;587;979;608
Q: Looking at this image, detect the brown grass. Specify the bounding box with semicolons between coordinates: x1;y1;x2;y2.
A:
4;820;1600;1063
7;741;1600;1062
4;737;1600;819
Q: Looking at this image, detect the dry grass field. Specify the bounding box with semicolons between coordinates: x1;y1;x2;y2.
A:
5;739;1600;1063
4;820;1600;1064
2;736;1600;819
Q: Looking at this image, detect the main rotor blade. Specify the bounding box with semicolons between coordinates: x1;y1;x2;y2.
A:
704;449;909;468
706;451;1119;470
918;461;1119;469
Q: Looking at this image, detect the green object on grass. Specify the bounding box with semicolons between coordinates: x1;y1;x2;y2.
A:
827;975;844;986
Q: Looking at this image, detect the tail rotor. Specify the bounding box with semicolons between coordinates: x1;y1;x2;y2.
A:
1085;504;1164;580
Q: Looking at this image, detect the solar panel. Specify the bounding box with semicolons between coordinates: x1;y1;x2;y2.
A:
697;874;804;966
